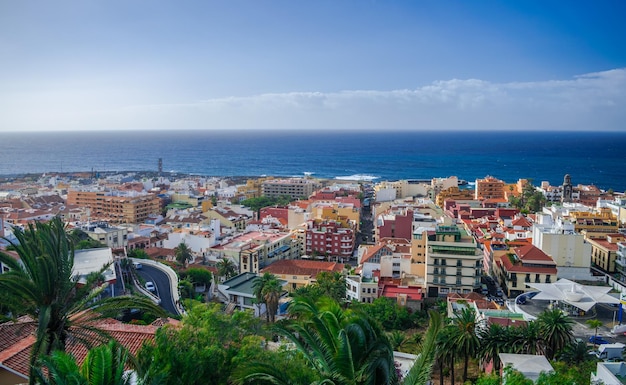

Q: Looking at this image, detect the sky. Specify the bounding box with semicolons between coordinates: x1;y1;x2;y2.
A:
1;0;625;132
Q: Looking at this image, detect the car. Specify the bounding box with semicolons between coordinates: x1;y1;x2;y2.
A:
496;288;504;297
589;336;610;345
145;281;155;292
516;296;527;305
133;262;143;270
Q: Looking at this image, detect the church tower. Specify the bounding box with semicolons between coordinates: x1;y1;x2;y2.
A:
562;174;573;203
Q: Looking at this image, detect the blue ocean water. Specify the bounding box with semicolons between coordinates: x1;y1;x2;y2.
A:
0;130;624;192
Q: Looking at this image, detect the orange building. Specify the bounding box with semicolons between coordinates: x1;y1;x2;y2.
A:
67;190;161;224
475;176;506;200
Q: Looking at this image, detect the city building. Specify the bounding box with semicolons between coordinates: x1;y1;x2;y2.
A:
435;186;474;208
569;208;619;234
496;244;557;297
426;224;483;297
346;275;379;303
67;190;161;224
260;259;344;292
532;214;593;280
588;233;625;274
261;178;321;199
80;222;129;249
304;219;355;261
475;176;506;200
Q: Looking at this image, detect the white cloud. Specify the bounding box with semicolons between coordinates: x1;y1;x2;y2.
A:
1;68;625;131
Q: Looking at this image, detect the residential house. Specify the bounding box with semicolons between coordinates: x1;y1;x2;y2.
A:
260;259;344;292
496;244;557;298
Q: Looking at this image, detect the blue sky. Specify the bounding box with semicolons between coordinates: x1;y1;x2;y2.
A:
1;0;625;131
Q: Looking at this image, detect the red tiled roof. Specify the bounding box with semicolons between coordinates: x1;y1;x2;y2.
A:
0;317;175;378
500;254;557;274
511;216;532;227
514;244;554;263
380;284;423;301
261;259;344;276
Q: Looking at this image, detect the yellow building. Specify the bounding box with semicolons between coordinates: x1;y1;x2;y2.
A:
260;259;344;292
570;208;619;233
236;177;270;200
311;203;360;230
435;186;474;208
588;233;624;274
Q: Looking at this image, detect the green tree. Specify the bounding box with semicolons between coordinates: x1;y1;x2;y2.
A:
559;339;594;365
537;308;574;359
262;277;283;323
182;267;212;287
216;258;237;281
511;321;546;356
128;249;149;259
435;325;457;385
586;318;603;348
236;296;398;385
138;302;264;385
314;271;347;303
252;272;277;322
449;307;481;383
0;217;165;385
33;340;134;385
70;229;106;250
479;323;511;373
402;311;443;385
175;242;193;267
353;296;421;331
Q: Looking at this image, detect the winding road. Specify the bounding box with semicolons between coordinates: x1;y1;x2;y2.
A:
136;264;179;316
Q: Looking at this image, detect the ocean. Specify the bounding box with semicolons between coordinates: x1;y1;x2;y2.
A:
0;130;625;192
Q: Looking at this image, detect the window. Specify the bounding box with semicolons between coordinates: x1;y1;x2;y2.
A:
456;277;462;285
535;274;540;283
434;258;439;266
434;268;439;275
457;259;462;267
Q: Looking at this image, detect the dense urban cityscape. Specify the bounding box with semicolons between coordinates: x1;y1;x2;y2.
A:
1;170;626;384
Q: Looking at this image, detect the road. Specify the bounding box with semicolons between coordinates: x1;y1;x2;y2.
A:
136;264;179;316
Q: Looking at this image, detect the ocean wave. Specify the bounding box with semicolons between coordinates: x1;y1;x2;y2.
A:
334;174;379;181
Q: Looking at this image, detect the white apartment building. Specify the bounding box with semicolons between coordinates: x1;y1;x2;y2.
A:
346;275;379;303
261;178;321;199
425;224;482;298
532;213;594;280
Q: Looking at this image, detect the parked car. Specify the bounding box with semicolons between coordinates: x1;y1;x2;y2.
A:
516;296;527;305
133;262;143;270
589;335;610;345
496;288;504;297
145;281;155;292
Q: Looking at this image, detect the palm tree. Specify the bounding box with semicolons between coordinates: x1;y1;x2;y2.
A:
252;272;277;322
586;319;603;348
0;217;165;384
511;321;545;356
403;311;443;385
33;340;135;385
559;340;593;365
450;307;481;383
537;308;574;359
217;258;237;281
262;277;283;323
478;323;510;373
175;242;193;267
435;326;457;385
235;296;398;385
